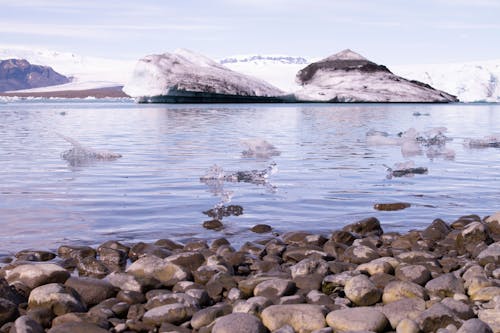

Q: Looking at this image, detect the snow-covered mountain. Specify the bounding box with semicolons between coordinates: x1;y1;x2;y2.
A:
123;49;284;102
0;46;135;87
392;61;500;103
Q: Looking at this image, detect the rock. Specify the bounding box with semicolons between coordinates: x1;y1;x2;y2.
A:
123;49;284;103
126;255;188;287
0;278;25;305
47;322;108;333
330;230;357;246
373;202;411;211
382;281;427;304
158;322;192;333
14;250;56;262
57;245;96;261
5;263;70;290
290;258;329;279
28;283;86;316
485;212;500;239
128;242;172;260
342;217;383;237
212;313;267;333
425;273;465;299
232;296;272;315
441;298;474;320
251;224;272;233
478;309;500;333
416;303;461;333
254;279;296;299
50;312;109;329
326;307;389;333
154;238;184;251
456;222;491;254
0;298;17;326
145;292;199;312
470;286;500;302
343;245;380;264
190;304;232;330
344;274;381;306
395;264;431;286
97;247;127;270
64;277;117;307
9;315;45;333
273;325;295;333
306;290;334;306
106;272;144;293
422;218;451;241
381;297;426;329
261;304;326;333
166;252;206;273
142;303;194;326
456;318;493;333
203;219;223;230
76;257;109;278
477;242;500;266
396;318;420;333
357;259;394;276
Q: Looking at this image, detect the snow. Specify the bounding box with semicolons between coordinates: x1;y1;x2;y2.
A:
123;49;284;99
392;60;500;103
5;80;122;93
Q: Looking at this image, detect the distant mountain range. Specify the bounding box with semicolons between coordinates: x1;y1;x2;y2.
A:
1;46;499;102
0;59;69;92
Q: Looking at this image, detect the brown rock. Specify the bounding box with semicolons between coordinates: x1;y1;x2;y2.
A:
373;202;411;211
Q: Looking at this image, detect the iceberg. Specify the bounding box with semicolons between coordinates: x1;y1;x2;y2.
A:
123;49;285;103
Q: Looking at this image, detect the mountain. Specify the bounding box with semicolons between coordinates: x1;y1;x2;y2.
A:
292;49;457;102
0;59;70;92
123;49;285;103
392;60;500;103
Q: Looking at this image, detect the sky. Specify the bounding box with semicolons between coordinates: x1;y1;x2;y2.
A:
1;0;499;65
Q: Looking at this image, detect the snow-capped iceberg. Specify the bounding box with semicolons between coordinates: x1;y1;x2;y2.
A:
293;49;458;103
123;49;285;103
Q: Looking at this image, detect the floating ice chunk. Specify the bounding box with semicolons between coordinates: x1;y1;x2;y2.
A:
384;161;428;178
413;112;430;116
426;146;456;160
241;139;281;159
464;135;500;148
401;140;422;157
366;129;401;145
58;133;121;166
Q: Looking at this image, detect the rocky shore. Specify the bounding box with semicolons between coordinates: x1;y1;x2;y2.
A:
0;213;499;333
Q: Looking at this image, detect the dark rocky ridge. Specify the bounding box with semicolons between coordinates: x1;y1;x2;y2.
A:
0;59;70;92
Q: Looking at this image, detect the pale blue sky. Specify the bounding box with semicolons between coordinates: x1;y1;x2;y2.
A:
1;0;499;64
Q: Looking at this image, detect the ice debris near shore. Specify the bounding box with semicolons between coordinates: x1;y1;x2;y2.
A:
58;133;121;166
122;49;284;103
464;135;500;148
200;163;278;186
241;138;281;159
293;49;458;103
384;161;428;179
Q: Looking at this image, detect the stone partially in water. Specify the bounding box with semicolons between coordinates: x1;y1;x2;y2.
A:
374;203;411;211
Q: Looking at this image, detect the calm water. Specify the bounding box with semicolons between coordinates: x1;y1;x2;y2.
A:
1;100;499;253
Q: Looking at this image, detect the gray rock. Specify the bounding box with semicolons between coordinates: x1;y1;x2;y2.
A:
306;290;334;306
477;242;500;266
76;257;109;278
165;252;206;273
342;217;383;237
47;322;108;333
14;250;56;262
126;255;189;287
50;312;109;329
97;247;127;270
326;307;388;333
212;313;267;333
344;274;381;306
416;303;461;333
441;298;474;320
381;297;426;329
456;318;493;333
357;258;394;276
9;315;44;333
425;273;465;299
261;304;326;333
5;263;69;290
343;245;380;264
422;218;451;241
142;303;194;326
128;242;172;261
396;318;420;333
0;298;17;326
65;276;117;307
382;281;427;304
232;296;272;315
28;283;86;316
254;279;296;299
456;222;490;254
190;304;232;330
395;264;431;286
290;258;329;279
485;212;500;239
273;324;295;333
57;245;96;261
106;272;144;293
145;292;199;312
478;309;500;333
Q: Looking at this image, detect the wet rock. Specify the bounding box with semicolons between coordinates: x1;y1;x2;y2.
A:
77;257;110;279
5;263;69;290
190;304;232;330
212;313;267;333
203;219;223;230
57;245;96;261
254;279;296;299
126;255;188;288
261;304;326;332
382;281;427;304
0;298;17;326
451;214;481;229
485;212;500;240
373;202;411;211
395;264;431;286
477;242;500;266
154;238;184;251
47;322;108;333
422;218;451;241
425;273;465;299
0;278;25;305
97;247;127;271
342;217;384;237
128;242;172;261
396;318;420;333
106;272;144;293
65;277;117;307
330;230;357;246
457;222;491;254
9;315;44;333
344;274;381;306
326;307;388;333
456;318;493;333
343;245;380;264
290;258;329;279
165;252;206;273
28;283;86;316
248;224;272;234
381;297;426;329
416;303;461;333
283;246;328;262
14;250;56;262
143;303;194;326
51;312;109;329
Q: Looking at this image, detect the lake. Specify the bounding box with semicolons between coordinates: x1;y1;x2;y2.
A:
1;100;499;254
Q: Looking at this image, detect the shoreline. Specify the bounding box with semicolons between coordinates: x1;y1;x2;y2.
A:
0;213;498;332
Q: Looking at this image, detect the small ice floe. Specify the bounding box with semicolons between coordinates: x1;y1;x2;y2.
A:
413;111;430;116
366;129;402;145
384;161;428;179
200;163;278;185
426;146;456;160
58;133;122;166
464;135;500;148
241;138;281;159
